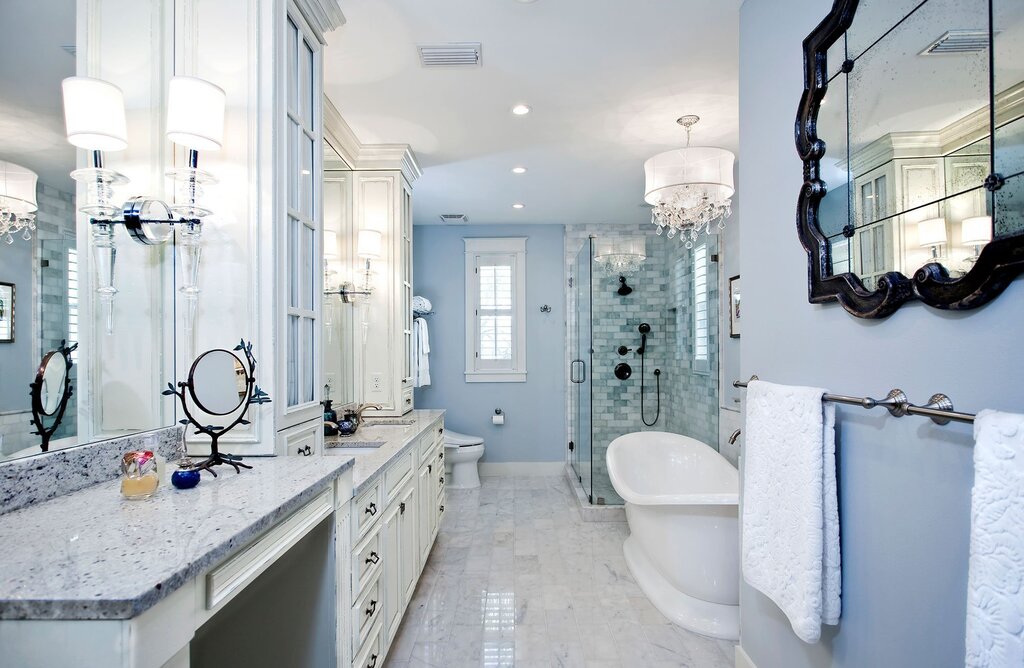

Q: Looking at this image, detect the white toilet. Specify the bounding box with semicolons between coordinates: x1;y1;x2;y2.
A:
443;430;485;489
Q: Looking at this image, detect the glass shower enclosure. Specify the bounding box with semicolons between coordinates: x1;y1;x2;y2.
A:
570;239;594;500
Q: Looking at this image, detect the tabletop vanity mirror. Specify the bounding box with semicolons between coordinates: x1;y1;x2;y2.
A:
0;1;177;461
798;0;1024;317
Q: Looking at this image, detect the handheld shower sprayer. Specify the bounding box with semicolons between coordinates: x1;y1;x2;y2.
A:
636;323;660;426
637;322;650;355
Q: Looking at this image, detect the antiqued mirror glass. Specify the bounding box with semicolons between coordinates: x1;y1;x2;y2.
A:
0;1;177;461
800;0;1024;317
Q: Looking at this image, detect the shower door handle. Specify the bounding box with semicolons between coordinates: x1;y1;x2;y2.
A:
570;359;587;384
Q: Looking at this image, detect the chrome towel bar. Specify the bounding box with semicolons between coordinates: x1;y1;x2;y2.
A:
733;375;976;425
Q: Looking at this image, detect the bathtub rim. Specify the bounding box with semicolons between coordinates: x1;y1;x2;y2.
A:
607;431;739;506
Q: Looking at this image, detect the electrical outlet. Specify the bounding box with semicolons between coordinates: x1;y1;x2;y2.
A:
370;373;383;392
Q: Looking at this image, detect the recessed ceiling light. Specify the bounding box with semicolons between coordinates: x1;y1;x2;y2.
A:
511;166;527;174
512;203;525;209
511;104;531;116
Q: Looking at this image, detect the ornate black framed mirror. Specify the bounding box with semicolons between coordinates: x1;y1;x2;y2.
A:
797;0;1024;318
163;339;271;475
29;340;77;452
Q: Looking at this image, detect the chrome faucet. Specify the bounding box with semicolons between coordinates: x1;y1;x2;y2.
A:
728;429;741;445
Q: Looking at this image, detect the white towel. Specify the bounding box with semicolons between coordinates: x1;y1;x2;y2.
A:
966;410;1024;668
412;295;432;315
742;379;841;644
413;317;430;387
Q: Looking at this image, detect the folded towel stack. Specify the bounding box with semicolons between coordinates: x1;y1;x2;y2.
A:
742;379;841;644
412;295;432;315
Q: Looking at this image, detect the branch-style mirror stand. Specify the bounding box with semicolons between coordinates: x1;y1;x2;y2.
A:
164;339;271;476
29;340;78;452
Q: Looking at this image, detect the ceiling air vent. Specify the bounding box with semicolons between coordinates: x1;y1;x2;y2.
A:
418;43;482;68
919;30;989;55
439;214;469;224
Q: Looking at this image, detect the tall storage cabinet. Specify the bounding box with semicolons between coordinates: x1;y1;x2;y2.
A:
356;167;416;416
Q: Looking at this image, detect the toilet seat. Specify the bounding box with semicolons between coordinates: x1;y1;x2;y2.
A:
444;430;484;447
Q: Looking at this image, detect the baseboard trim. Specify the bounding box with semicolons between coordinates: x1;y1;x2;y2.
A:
736;645;756;668
479;462;565;477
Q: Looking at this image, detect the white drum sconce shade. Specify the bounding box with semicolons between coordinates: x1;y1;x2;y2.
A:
357;229;383;259
917;218;948;248
0;162;39;215
166;77;226;151
61;77;128;151
961;216;993;246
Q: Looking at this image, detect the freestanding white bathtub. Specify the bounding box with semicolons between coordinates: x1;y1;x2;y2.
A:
607;431;739;640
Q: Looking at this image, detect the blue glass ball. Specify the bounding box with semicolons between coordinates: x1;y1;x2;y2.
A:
171;468;201;489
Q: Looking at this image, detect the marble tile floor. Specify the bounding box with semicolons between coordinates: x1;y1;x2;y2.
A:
384;475;735;668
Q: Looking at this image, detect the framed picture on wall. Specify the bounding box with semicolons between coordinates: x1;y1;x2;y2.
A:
0;282;13;343
729;275;741;339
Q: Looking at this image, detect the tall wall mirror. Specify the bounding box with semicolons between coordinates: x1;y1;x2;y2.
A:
0;1;177;462
322;140;357;417
799;0;1024;317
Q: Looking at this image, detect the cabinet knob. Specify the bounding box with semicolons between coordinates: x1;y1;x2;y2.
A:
365;551;380;565
364;502;377;516
365;599;377;617
400;501;406;515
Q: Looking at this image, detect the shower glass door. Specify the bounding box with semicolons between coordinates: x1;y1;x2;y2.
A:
570;239;593;501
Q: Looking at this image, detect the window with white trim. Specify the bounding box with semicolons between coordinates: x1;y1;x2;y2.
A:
465;238;527;382
67;244;79;362
693;242;710;373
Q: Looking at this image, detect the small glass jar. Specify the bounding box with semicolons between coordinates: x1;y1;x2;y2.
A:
121;450;160;499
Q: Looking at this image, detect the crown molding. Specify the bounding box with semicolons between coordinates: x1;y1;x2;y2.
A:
291;0;345;44
356;145;423;184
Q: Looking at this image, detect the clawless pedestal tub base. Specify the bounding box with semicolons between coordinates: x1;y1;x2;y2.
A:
623;535;740;641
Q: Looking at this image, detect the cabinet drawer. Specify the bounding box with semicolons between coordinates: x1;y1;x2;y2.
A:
278;419;322;457
206;487;334;611
353;571;382;648
401;387;413;414
353;618;384;668
353;525;382;598
353;481;382;539
383;449;414;503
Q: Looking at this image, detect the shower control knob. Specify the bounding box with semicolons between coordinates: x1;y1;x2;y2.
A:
614;363;633;380
617;346;632;356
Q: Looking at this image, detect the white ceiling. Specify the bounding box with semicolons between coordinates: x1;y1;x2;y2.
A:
0;0;76;192
323;0;740;226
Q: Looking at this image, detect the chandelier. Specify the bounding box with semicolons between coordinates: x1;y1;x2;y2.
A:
0;161;38;244
594;236;647;276
644;115;735;249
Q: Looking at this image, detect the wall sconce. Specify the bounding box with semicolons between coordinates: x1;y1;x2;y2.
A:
330;229;382;303
917;217;947;261
961;215;992;265
61;75;225;334
0;161;38;244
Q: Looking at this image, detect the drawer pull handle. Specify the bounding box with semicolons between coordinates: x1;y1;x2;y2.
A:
428;464;432;474
438;427;444;434
297;445;312;456
365;551;379;565
365;599;377;617
365;502;377;516
440;504;445;513
367;654;379;668
439;452;444;461
400;501;406;515
406;398;412;405
439;476;444;485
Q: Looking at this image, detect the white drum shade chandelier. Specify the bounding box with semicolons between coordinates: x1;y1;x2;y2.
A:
0;161;38;244
644;115;735;249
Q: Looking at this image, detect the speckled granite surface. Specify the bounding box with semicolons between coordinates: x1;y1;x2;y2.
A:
0;456;353;620
325;409;445;494
0;426;183;515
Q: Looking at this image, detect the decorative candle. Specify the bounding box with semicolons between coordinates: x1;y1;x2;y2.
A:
120;450;160;499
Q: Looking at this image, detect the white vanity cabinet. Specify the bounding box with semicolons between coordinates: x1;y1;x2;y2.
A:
356;169;416;416
344;416;445;668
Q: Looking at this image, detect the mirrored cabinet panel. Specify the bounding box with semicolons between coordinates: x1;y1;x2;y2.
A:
322;141;356;412
0;0;176;461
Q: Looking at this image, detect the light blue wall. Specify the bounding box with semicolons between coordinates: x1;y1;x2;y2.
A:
0;231;33;412
740;1;1024;667
413;224;566;463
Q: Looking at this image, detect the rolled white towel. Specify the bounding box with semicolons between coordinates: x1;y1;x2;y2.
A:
412;295;432;314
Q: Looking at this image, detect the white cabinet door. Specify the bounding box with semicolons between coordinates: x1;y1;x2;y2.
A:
399;481;418;604
381;497;402;641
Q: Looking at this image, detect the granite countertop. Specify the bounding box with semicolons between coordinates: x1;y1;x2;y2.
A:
0;456;354;621
325;409;445;494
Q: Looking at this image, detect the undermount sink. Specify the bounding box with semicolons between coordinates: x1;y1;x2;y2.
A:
325;440;387;453
362;418;417;427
